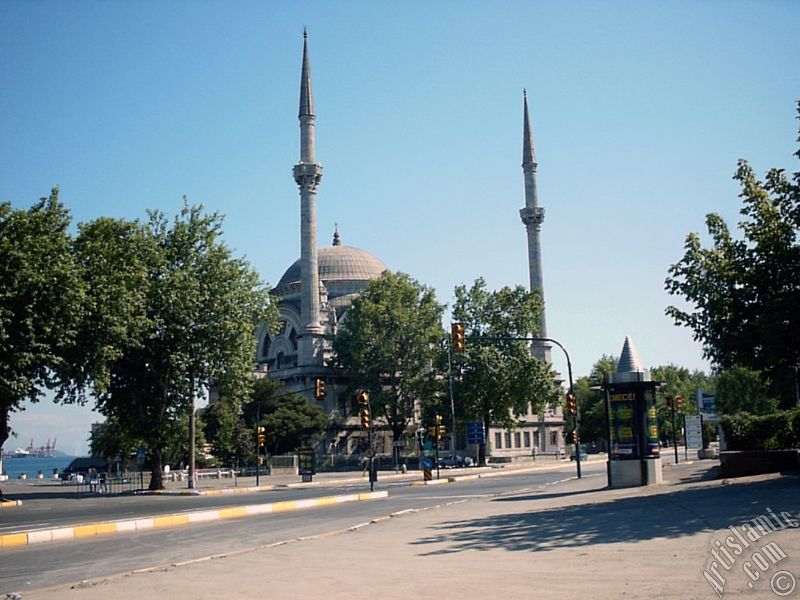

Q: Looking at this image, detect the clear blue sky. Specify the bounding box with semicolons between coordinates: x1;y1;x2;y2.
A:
2;1;798;455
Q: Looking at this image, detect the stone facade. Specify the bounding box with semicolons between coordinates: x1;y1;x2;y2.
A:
485;91;566;462
258;37;565;462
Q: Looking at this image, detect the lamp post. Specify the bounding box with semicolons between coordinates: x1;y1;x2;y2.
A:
476;335;580;479
533;337;580;479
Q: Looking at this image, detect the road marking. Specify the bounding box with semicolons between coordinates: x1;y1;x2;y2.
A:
1;490;389;549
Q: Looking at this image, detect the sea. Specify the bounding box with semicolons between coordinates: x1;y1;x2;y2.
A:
1;455;75;480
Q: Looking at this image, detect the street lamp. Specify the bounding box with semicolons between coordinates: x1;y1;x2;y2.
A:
531;337;581;479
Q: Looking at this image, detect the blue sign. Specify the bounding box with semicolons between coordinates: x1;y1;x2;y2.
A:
466;421;485;444
421;456;434;470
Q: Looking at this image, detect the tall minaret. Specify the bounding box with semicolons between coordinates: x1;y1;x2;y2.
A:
293;30;325;364
519;91;552;364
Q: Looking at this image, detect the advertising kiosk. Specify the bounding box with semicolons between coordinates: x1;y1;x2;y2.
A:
603;337;663;487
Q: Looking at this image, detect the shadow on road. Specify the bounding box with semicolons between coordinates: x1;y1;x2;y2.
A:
411;476;799;556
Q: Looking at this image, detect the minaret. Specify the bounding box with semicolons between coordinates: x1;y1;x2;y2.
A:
293;30;325;364
519;91;552;364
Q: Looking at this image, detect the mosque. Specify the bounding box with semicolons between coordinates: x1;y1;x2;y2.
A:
257;33;565;461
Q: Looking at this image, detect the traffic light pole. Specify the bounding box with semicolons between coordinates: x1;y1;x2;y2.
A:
446;343;456;458
670;397;679;465
368;419;374;492
256;402;261;487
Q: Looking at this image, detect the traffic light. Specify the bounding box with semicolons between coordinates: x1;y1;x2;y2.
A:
360;408;370;429
435;414;443;425
451;322;465;352
357;391;369;406
571;429;579;444
314;377;325;400
665;395;673;408
427;425;446;441
675;396;684;411
566;392;577;415
257;426;266;448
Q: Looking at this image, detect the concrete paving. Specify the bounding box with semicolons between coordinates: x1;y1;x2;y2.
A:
11;461;799;600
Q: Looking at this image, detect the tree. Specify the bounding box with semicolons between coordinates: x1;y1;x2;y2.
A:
332;271;445;447
715;365;778;416
452;278;558;465
86;204;275;489
262;395;327;454
573;355;617;447
650;364;712;443
666;104;800;405
0;188;82;454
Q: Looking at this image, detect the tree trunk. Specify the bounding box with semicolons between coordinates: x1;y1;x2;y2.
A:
0;404;9;451
149;447;164;490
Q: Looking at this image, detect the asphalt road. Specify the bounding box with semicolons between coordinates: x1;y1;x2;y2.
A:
0;461;606;594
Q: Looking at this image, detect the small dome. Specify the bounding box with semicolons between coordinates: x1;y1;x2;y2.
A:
274;245;388;293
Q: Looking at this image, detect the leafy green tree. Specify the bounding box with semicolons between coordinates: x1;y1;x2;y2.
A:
666;105;800;405
262;395;327;454
86;204;275;489
650;364;712;442
715;365;778;416
332;271;445;446
573;355;617;447
0;188;82;453
69;217;154;401
208;376;327;463
452;278;558;465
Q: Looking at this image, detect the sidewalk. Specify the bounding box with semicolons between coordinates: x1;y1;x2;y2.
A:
1;455;598;499
20;462;800;600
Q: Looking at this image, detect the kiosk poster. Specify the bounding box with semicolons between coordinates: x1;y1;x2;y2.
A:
297;447;315;475
610;391;638;459
644;389;660;457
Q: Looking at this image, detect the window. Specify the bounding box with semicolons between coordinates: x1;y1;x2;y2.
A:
495;432;502;449
514;432;521;448
524;432;531;447
504;432;512;448
535;431;540;448
550;432;558;446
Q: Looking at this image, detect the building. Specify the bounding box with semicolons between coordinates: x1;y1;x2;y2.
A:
260;34;564;461
256;32;389;457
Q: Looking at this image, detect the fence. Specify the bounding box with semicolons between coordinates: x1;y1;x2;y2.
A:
65;473;148;494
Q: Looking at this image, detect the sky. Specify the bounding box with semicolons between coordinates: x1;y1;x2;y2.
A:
1;1;798;456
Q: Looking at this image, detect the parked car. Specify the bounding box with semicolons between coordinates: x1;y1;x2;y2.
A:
438;454;468;469
570;450;588;462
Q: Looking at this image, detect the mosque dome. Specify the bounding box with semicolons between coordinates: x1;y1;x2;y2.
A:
273;245;388;300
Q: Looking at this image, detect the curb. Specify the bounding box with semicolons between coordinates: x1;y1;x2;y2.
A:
0;500;22;508
408;458;606;486
0;490;388;550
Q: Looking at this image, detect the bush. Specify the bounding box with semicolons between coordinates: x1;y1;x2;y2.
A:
721;408;800;451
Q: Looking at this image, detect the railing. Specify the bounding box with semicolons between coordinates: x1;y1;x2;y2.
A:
269;455;298;469
65;474;145;494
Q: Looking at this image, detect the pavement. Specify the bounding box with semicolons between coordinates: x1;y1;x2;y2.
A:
7;460;800;600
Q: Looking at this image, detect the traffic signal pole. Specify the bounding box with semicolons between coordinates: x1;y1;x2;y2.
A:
446;342;456;458
256;402;261;487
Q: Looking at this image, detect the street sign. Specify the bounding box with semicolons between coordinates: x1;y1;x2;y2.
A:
466;421;485;444
136;446;145;467
685;414;703;450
